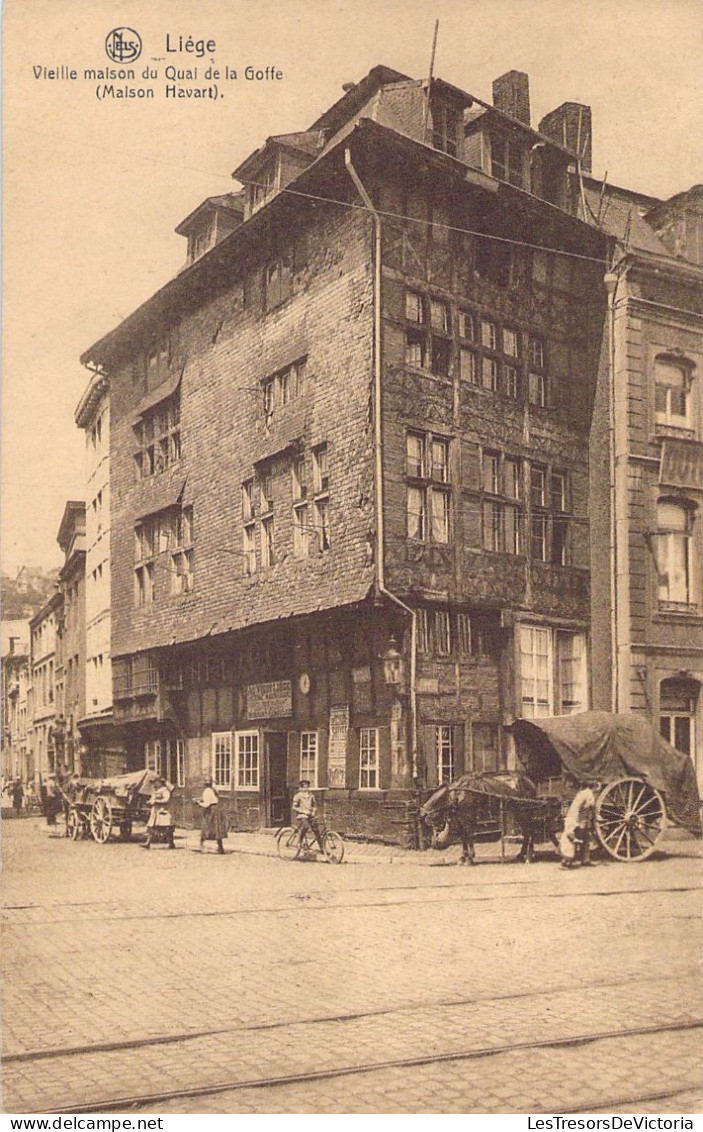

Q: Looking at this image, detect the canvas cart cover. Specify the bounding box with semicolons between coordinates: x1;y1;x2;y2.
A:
75;769;158;798
513;711;701;835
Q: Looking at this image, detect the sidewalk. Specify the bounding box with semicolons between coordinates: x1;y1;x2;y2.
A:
214;826;700;866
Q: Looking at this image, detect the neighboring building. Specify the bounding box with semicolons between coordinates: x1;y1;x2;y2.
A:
588;183;703;793
74;370;125;776
28;591;63;778
54;501;87;774
1;639;31;781
80;65;609;841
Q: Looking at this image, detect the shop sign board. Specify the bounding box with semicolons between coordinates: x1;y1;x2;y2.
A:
247;680;293;719
328;705;349;787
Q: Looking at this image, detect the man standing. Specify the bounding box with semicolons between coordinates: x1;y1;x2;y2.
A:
292;778;324;851
560;779;597;868
11;779;23;818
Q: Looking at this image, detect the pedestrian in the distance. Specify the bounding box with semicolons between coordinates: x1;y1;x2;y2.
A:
11;779;24;818
196;776;227;854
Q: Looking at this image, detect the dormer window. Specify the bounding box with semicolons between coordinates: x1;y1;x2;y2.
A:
189;224;215;263
250;160;279;214
430;99;461;157
490;133;526;188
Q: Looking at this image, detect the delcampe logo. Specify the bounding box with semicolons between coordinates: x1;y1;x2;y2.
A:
105;27;142;64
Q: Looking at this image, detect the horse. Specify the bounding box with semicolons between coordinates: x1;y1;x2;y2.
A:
419;771;549;864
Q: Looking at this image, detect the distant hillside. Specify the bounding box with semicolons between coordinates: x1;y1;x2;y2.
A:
1;568;59;619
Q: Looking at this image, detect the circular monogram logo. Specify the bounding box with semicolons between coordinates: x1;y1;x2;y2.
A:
105;28;142;64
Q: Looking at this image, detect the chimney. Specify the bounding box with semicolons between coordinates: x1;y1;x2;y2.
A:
538;102;592;173
492;71;530;126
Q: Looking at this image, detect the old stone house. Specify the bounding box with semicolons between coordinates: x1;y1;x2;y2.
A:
80;65;617;840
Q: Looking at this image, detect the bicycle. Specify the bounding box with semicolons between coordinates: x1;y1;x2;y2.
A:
275;820;345;864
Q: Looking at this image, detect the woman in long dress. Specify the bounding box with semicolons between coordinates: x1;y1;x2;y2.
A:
144;775;175;849
197;776;228;853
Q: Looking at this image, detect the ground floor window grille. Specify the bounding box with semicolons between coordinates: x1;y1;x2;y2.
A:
235;731;259;790
300;732;318;787
359;728;379;789
212;731;233;790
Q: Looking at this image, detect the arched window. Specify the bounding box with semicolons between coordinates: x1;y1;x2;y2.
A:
660;676;699;757
656;500;694;611
654;355;692;435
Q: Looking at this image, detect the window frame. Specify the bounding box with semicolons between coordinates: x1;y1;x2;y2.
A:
359;727;380;790
234;730;260;791
212;731;233;791
300;731;318;788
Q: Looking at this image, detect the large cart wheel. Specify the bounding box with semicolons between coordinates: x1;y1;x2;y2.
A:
90;797;113;844
66;808;81;841
595;777;665;862
276;827;302;861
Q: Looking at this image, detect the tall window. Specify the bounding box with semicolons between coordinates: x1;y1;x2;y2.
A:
170;506;194;595
312;445;331;551
436;726;455;783
520;626;552;717
242;480;256;575
528;336;547;407
656;500;694;611
300;732;318;787
482;451;522;554
404;291;451;376
292;456;309;559
264;258;292;309
261;357;307;422
134;394;181;479
654;356;692;436
359;728;379;790
235;731;259;790
520;626;588;717
406;431;451;544
212;732;233;790
660;677;698;757
530;466;569;565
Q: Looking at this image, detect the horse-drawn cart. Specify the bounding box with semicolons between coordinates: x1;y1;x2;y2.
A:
420;712;701;864
513;711;701;862
62;769;164;844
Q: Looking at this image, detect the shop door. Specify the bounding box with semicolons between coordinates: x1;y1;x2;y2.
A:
265;732;289;827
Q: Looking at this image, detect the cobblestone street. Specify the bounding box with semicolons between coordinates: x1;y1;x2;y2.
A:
2;818;702;1114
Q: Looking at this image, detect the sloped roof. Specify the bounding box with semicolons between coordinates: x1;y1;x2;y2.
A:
175;191;245;236
582;178;667;256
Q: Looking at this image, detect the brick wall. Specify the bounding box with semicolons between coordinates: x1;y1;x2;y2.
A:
110;202;376;659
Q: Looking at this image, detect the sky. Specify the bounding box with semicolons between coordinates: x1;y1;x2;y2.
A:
2;0;702;575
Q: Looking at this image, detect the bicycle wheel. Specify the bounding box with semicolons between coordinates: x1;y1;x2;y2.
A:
276;827;302;861
322;830;345;864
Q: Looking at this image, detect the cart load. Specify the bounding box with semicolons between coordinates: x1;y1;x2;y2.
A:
62;769;165;843
512;711;701;861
